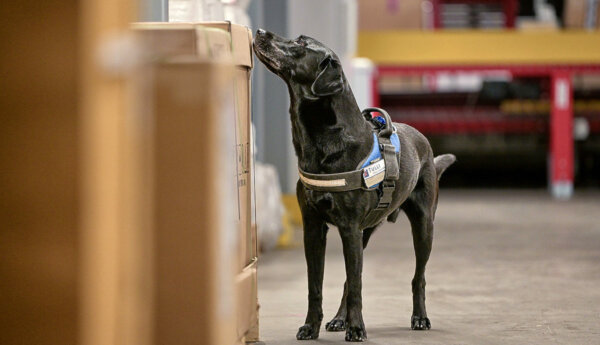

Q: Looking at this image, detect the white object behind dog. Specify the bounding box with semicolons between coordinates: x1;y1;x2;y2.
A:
254;161;284;252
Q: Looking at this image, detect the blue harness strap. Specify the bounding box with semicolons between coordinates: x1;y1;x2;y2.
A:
360;125;401;189
360;131;401;170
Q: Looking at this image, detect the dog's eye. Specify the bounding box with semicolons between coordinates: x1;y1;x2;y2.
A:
319;57;332;69
290;46;306;58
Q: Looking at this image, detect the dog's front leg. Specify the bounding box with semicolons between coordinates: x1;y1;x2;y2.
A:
296;212;327;340
326;226;378;332
339;226;367;342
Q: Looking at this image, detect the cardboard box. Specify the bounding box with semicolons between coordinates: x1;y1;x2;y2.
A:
358;0;423;30
152;60;238;345
379;75;425;93
573;75;600;89
564;0;600;29
0;2;80;344
133;22;258;343
236;259;258;340
133;21;256;271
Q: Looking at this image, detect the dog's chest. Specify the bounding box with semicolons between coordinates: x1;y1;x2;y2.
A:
305;189;378;228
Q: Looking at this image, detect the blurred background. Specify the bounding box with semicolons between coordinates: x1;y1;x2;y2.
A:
1;0;599;344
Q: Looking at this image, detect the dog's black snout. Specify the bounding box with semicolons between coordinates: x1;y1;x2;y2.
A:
256;28;277;40
256;28;272;38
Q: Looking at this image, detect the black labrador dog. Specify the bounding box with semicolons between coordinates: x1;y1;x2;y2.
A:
253;29;455;342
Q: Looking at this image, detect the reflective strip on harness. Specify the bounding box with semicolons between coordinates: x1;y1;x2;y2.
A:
299;173;347;188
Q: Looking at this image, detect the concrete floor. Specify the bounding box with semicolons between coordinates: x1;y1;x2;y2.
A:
257;190;600;344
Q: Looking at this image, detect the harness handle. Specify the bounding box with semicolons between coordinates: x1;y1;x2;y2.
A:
362;107;393;138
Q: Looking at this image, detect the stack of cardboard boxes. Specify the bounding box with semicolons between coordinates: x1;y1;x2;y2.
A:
0;0;257;341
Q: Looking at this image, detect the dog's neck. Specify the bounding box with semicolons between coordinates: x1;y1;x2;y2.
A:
288;85;373;174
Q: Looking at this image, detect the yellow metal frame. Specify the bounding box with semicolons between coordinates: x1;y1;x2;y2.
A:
357;30;600;65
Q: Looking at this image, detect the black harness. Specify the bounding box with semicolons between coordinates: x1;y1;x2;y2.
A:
298;107;401;228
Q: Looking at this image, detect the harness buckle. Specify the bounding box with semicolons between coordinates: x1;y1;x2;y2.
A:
382;180;395;190
376;180;395;209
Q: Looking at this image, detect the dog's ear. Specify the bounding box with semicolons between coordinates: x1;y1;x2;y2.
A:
311;55;344;97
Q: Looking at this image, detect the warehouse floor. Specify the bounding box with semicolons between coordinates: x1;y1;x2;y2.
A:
258;190;600;344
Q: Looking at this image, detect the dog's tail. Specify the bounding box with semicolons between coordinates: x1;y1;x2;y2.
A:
433;154;456;181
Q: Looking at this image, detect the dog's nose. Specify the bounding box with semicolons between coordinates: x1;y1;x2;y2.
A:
256;28;274;39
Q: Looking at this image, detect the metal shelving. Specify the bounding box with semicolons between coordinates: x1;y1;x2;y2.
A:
358;31;600;198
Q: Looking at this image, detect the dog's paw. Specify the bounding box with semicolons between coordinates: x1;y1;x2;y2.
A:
411;315;431;330
325;318;346;332
296;324;320;340
345;326;367;342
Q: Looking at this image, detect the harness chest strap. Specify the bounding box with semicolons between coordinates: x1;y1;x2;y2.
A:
298;166;365;192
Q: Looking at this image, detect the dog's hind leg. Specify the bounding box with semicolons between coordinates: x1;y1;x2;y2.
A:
401;165;437;331
326;226;378;333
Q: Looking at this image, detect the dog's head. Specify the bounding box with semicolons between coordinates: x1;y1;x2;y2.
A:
253;29;345;99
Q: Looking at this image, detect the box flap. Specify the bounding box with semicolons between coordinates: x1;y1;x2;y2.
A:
132;22;198;60
196;22;253;68
131;22;194;30
196;27;233;60
131;22;253;68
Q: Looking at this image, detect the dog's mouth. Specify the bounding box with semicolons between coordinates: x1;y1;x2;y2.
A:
253;29;288;73
253;42;282;71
